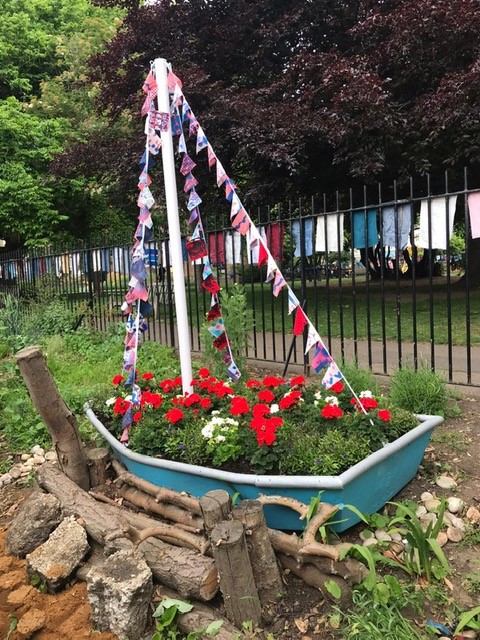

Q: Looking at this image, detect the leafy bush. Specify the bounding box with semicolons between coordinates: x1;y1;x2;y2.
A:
389;365;456;417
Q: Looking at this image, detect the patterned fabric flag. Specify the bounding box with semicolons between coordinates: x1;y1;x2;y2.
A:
182;99;191;121
138;186;155;209
148;133;162;155
178;133;187;154
258;241;268;267
171;114;183;136
141;72;157;116
232;210;251;235
202;274;221;294
305;324;321;354
207;144;216;168
186;238;207;261
216;160;227;186
121;406;133;430
293;306;308;336
207;303;221;321
322;361;343;389
180;154;196;176
187;189;202;211
222;346;233;365
227;361;241;382
196;125;208;153
208;318;225;338
150;110;169;132
183;172;198;192
311;342;332;373
273;270;286;297
172;83;183;107
191;221;202;239
230;192;243;219
167;70;183;90
265;256;277;282
225;179;236;201
188;208;199;224
203;262;213;279
131;384;142;404
213;332;228;350
287;288;300;314
189;115;199;137
138;172;151;191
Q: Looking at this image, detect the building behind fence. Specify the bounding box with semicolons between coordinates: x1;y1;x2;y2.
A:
1;171;479;386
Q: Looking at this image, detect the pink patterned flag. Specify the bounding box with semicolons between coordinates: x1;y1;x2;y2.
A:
150;110;169;132
232;210;250;235
141;72;157;116
322;362;343;389
311;342;332;373
167;70;183;90
148;132;161;155
180;154;196;176
196;125;208;153
183;173;198;193
304;324;321;354
272;270;286;297
467;192;480;239
287;288;299;314
207;144;216;168
216;160;227;186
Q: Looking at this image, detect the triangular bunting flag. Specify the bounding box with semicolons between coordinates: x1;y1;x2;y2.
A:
225;178;236;201
184;172;198;192
178;133;187;154
232;210;250;235
187;189;202;211
293;306;308;336
272;270;286;297
167;70;183;90
202;274;221;295
322;361;343;389
196;125;208;153
304;324;321;354
207;303;221;321
258;241;268;267
287;288;300;314
180;154;196;176
265;256;277;282
213;332;228;350
207;144;216;168
227;361;241;382
311;342;332;373
216;160;227;186
208;318;225;338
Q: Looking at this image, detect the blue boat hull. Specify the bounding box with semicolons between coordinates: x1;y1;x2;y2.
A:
86;407;442;531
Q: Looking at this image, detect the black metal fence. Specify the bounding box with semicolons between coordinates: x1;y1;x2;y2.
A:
1;170;479;386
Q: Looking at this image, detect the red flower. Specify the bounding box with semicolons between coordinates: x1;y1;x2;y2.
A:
113;398;131;415
230;396;250;415
330;381;344;394
252;403;270;418
198;368;210;379
258;389;276;403
133;411;142;422
159;378;174;392
173;376;183;387
142;391;163;409
262;376;285;388
378;409;391;422
142;372;154;381
289;376;306;387
213;382;233;398
165;408;184;424
191;378;199;387
246;379;261;389
252;416;283;446
278;390;302;410
321;404;343;419
200;397;212;409
172;396;185;406
361;397;378;411
112;375;124;385
184;393;201;407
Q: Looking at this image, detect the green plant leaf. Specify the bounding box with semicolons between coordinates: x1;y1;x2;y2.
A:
205;620;224;635
342;503;370;524
324;579;342;599
454;606;480;633
426;539;450;573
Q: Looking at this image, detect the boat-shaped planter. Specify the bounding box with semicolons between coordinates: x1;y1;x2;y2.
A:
86;405;442;531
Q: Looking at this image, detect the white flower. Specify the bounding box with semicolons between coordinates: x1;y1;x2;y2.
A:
314;400;319;407
359;390;372;398
314;390;322;400
124;394;132;402
270;404;279;414
105;397;116;406
215;434;226;443
211;410;220;416
201;424;214;439
325;396;339;406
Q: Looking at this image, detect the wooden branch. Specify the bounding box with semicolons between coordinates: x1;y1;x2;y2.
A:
299;541;353;560
302;503;339;547
15;345;90;490
36;464;218;602
268;528;356;569
119;485;204;532
116;521;210;555
112;459;201;515
257;494;309;519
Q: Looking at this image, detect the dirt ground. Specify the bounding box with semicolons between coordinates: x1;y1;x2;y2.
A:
0;393;479;640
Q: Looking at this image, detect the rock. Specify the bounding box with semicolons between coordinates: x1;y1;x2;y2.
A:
9;467;22;480
26;516;89;593
415;505;427;518
359;530;373;541
390;532;403;543
436;532;448;547
6;492;63;558
448;514;465;531
362;538;377;547
435;475;457;490
374;529;392;542
446;526;464;543
421;492;434;502
1;473;12;486
33;454;46;465
16;608;46;636
87;550;153;640
425;498;441;513
447;497;464;514
21;453;30;461
461;631;477;639
45;451;57;461
466;506;480;524
30;445;45;456
420;512;438;525
388;542;405;554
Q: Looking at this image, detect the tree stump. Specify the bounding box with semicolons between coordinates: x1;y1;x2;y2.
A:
210;520;262;628
233;499;284;603
15;345;90;490
86;447;109;488
199;490;232;534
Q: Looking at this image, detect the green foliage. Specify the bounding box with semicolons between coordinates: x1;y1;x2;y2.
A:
339;361;381;397
388;365;457;417
454;606;480;635
200;284;253;380
152;598;223;639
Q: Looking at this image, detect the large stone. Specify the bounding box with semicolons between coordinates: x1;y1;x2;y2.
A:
6;491;62;557
26;516;89;593
86;549;153;640
435;475;457;490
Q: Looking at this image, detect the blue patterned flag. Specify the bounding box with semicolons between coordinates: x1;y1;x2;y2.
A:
187;189;202;211
180;154;196;176
227;361;241;382
311;342;332;373
287;288;299;314
184;173;198;192
208;318;225;338
322;361;343;389
196;125;208;153
272;270;286;297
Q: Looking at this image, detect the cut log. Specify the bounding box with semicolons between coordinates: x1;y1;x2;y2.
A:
277;553;352;606
119;485;204;532
233;500;283;603
36;464;218;601
15;345;90;490
112;459;201;515
199;491;232;533
211;520;262;628
86;447;110;487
